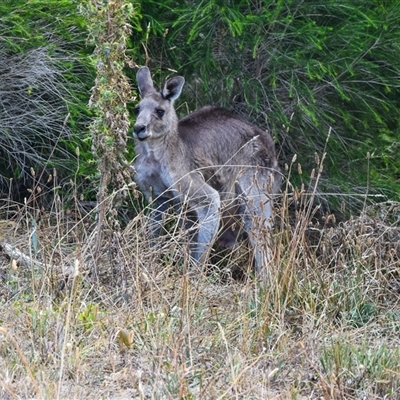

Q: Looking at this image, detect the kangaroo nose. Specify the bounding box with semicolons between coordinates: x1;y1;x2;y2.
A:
133;125;148;141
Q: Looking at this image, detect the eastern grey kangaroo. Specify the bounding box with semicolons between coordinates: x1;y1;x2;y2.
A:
132;66;280;274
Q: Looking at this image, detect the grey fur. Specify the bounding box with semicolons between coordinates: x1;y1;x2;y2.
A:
132;66;281;273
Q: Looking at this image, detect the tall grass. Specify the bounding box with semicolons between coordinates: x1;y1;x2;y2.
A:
0;159;400;399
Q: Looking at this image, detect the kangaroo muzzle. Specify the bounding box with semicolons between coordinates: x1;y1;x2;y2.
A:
133;124;149;141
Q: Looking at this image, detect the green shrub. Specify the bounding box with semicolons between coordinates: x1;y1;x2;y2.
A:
133;0;400;212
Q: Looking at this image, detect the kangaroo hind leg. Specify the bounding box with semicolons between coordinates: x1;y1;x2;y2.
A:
238;171;275;277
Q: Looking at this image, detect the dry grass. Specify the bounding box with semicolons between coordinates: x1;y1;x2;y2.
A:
1;179;400;399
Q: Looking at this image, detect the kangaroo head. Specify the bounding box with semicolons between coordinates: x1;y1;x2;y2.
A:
133;67;185;141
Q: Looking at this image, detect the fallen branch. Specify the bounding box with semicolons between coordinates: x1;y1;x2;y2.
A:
0;240;74;276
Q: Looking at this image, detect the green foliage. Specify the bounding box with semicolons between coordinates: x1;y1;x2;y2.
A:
320;339;400;397
77;303;99;331
133;0;400;211
0;0;94;198
1;0;399;213
0;0;86;52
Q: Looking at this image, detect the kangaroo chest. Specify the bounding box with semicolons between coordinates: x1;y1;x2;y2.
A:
134;149;176;201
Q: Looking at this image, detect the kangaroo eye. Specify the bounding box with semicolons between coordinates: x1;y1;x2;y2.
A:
156;108;165;117
134;107;140;116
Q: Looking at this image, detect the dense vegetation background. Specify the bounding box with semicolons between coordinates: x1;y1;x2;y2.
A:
136;0;400;214
0;0;91;199
1;0;399;213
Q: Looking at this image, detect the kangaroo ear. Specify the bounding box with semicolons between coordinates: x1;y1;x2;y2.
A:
162;76;185;102
137;67;155;97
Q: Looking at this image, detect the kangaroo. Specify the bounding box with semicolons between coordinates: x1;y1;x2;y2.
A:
132;66;280;274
